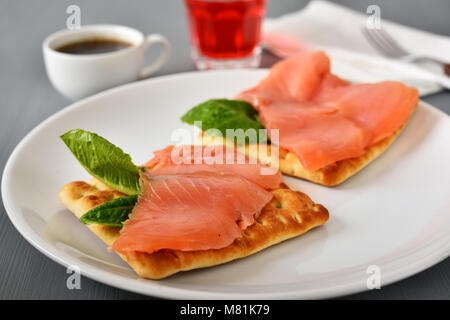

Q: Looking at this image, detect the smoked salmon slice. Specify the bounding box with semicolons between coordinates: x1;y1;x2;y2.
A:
238;51;419;171
144;145;282;189
112;145;282;255
111;173;273;254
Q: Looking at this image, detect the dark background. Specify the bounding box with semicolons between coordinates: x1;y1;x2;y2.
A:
0;0;449;299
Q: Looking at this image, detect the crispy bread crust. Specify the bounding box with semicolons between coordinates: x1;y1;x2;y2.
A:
200;124;406;186
59;178;328;279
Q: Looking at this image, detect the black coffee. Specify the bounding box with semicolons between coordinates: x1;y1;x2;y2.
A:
55;38;132;55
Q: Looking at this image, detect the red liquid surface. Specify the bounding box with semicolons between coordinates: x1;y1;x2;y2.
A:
184;0;266;59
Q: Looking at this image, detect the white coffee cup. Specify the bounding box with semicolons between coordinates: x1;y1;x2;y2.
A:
43;24;171;100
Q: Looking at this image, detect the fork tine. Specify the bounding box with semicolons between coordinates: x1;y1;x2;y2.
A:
362;27;392;56
378;27;409;56
369;28;403;57
363;26;409;58
374;28;407;56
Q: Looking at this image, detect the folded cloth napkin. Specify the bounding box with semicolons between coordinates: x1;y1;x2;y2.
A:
263;0;450;96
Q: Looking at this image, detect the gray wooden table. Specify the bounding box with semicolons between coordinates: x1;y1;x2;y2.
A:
0;0;449;299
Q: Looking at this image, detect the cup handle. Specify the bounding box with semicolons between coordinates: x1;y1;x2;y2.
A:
139;34;171;79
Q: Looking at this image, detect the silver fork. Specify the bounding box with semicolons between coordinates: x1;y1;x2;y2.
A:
362;26;450;89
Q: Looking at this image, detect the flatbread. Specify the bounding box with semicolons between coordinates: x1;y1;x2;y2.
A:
199;123;406;186
59;178;329;279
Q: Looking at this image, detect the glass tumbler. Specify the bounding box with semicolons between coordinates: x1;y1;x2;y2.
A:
184;0;266;69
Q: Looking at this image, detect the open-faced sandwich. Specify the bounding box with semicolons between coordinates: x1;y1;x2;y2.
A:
182;51;419;186
59;129;328;279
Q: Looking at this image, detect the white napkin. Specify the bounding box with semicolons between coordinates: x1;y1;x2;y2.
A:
263;0;450;96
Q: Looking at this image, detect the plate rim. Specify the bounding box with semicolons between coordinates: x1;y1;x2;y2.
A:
2;70;450;299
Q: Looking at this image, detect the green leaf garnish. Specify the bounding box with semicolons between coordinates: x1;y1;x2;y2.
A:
79;195;138;227
181;99;267;143
60;129;140;195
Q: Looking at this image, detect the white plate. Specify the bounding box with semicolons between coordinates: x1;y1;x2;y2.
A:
2;70;450;299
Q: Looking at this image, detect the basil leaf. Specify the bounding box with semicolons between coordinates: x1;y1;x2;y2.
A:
60;129;140;195
80;195;138;227
181;99;267;143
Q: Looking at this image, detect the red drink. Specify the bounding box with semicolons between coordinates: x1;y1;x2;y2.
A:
184;0;266;69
